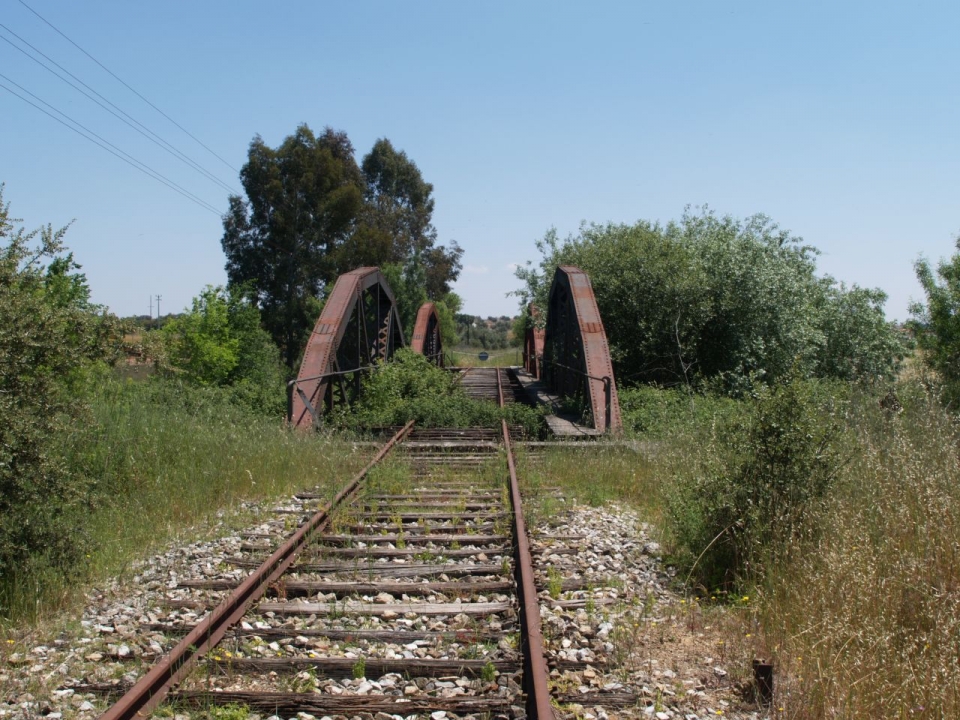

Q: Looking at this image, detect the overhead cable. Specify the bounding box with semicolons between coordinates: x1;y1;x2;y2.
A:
0;78;223;217
0;22;238;195
17;0;239;174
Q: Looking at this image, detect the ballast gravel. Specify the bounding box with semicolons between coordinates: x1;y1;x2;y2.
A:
1;495;770;719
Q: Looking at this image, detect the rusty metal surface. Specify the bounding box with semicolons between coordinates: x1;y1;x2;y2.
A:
542;266;622;434
290;267;404;429
497;370;554;720
98;422;415;720
522;303;545;379
410;302;444;366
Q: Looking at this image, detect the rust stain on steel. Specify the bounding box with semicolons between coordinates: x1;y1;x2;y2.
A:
98;422;415;720
522;303;545;379
543;266;622;434
291;267;404;429
410;302;444;367
497;370;554;720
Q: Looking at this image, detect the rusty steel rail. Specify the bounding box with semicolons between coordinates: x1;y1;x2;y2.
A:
498;370;554;720
99;421;415;720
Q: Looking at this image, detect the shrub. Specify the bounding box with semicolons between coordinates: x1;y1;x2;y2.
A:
618;384;744;438
758;381;960;715
0;189;120;612
336;349;544;435
667;372;847;589
514;209;905;393
157;285;287;416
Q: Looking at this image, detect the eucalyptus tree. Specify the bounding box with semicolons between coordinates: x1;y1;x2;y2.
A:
222;127;462;367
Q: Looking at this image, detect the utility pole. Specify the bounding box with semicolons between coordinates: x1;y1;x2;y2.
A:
156;294;162;320
149;295;153;319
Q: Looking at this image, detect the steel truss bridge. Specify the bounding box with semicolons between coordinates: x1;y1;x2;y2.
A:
289;265;621;434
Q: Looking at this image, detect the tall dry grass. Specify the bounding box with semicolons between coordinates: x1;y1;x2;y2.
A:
759;383;960;717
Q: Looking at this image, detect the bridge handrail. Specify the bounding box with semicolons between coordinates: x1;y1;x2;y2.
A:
288;364;380;426
538;356;614;430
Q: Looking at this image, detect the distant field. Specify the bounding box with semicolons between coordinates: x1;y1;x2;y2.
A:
449;345;521;367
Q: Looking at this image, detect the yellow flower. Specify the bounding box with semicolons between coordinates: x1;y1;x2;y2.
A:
741;596;750;602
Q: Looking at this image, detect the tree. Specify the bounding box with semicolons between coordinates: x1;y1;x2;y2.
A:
221;125;365;367
160;285;286;414
514;208;905;392
357;139;463;299
910;237;960;404
162;286;240;386
361;138;436;257
222;126;463;367
422;242;464;299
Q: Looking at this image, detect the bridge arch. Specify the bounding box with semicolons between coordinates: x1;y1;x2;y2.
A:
542;266;622;434
410;302;445;366
289;267;404;429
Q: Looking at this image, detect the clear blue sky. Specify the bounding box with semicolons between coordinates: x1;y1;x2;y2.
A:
3;1;958;321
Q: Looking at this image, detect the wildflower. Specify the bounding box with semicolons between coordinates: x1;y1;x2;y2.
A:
741;596;749;602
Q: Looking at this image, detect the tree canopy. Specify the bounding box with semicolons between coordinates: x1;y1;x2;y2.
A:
910;237;960;405
159;285;287;415
514;208;904;392
221;126;462;367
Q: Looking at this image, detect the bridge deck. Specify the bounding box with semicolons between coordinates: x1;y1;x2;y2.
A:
512;368;602;438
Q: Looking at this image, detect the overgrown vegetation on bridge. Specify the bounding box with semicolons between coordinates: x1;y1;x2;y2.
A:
330;349;544;435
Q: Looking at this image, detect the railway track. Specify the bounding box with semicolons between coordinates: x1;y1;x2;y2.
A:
98;368;556;720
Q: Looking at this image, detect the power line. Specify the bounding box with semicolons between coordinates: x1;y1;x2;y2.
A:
0;22;238;195
0;71;223;215
0;79;223;216
17;0;239;174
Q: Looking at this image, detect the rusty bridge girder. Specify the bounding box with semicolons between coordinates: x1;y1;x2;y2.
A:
522;303;545;379
410;302;444;367
541;266;622;434
289;267;404;429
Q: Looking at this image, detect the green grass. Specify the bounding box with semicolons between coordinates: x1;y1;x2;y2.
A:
0;375;374;624
517;443;664;529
